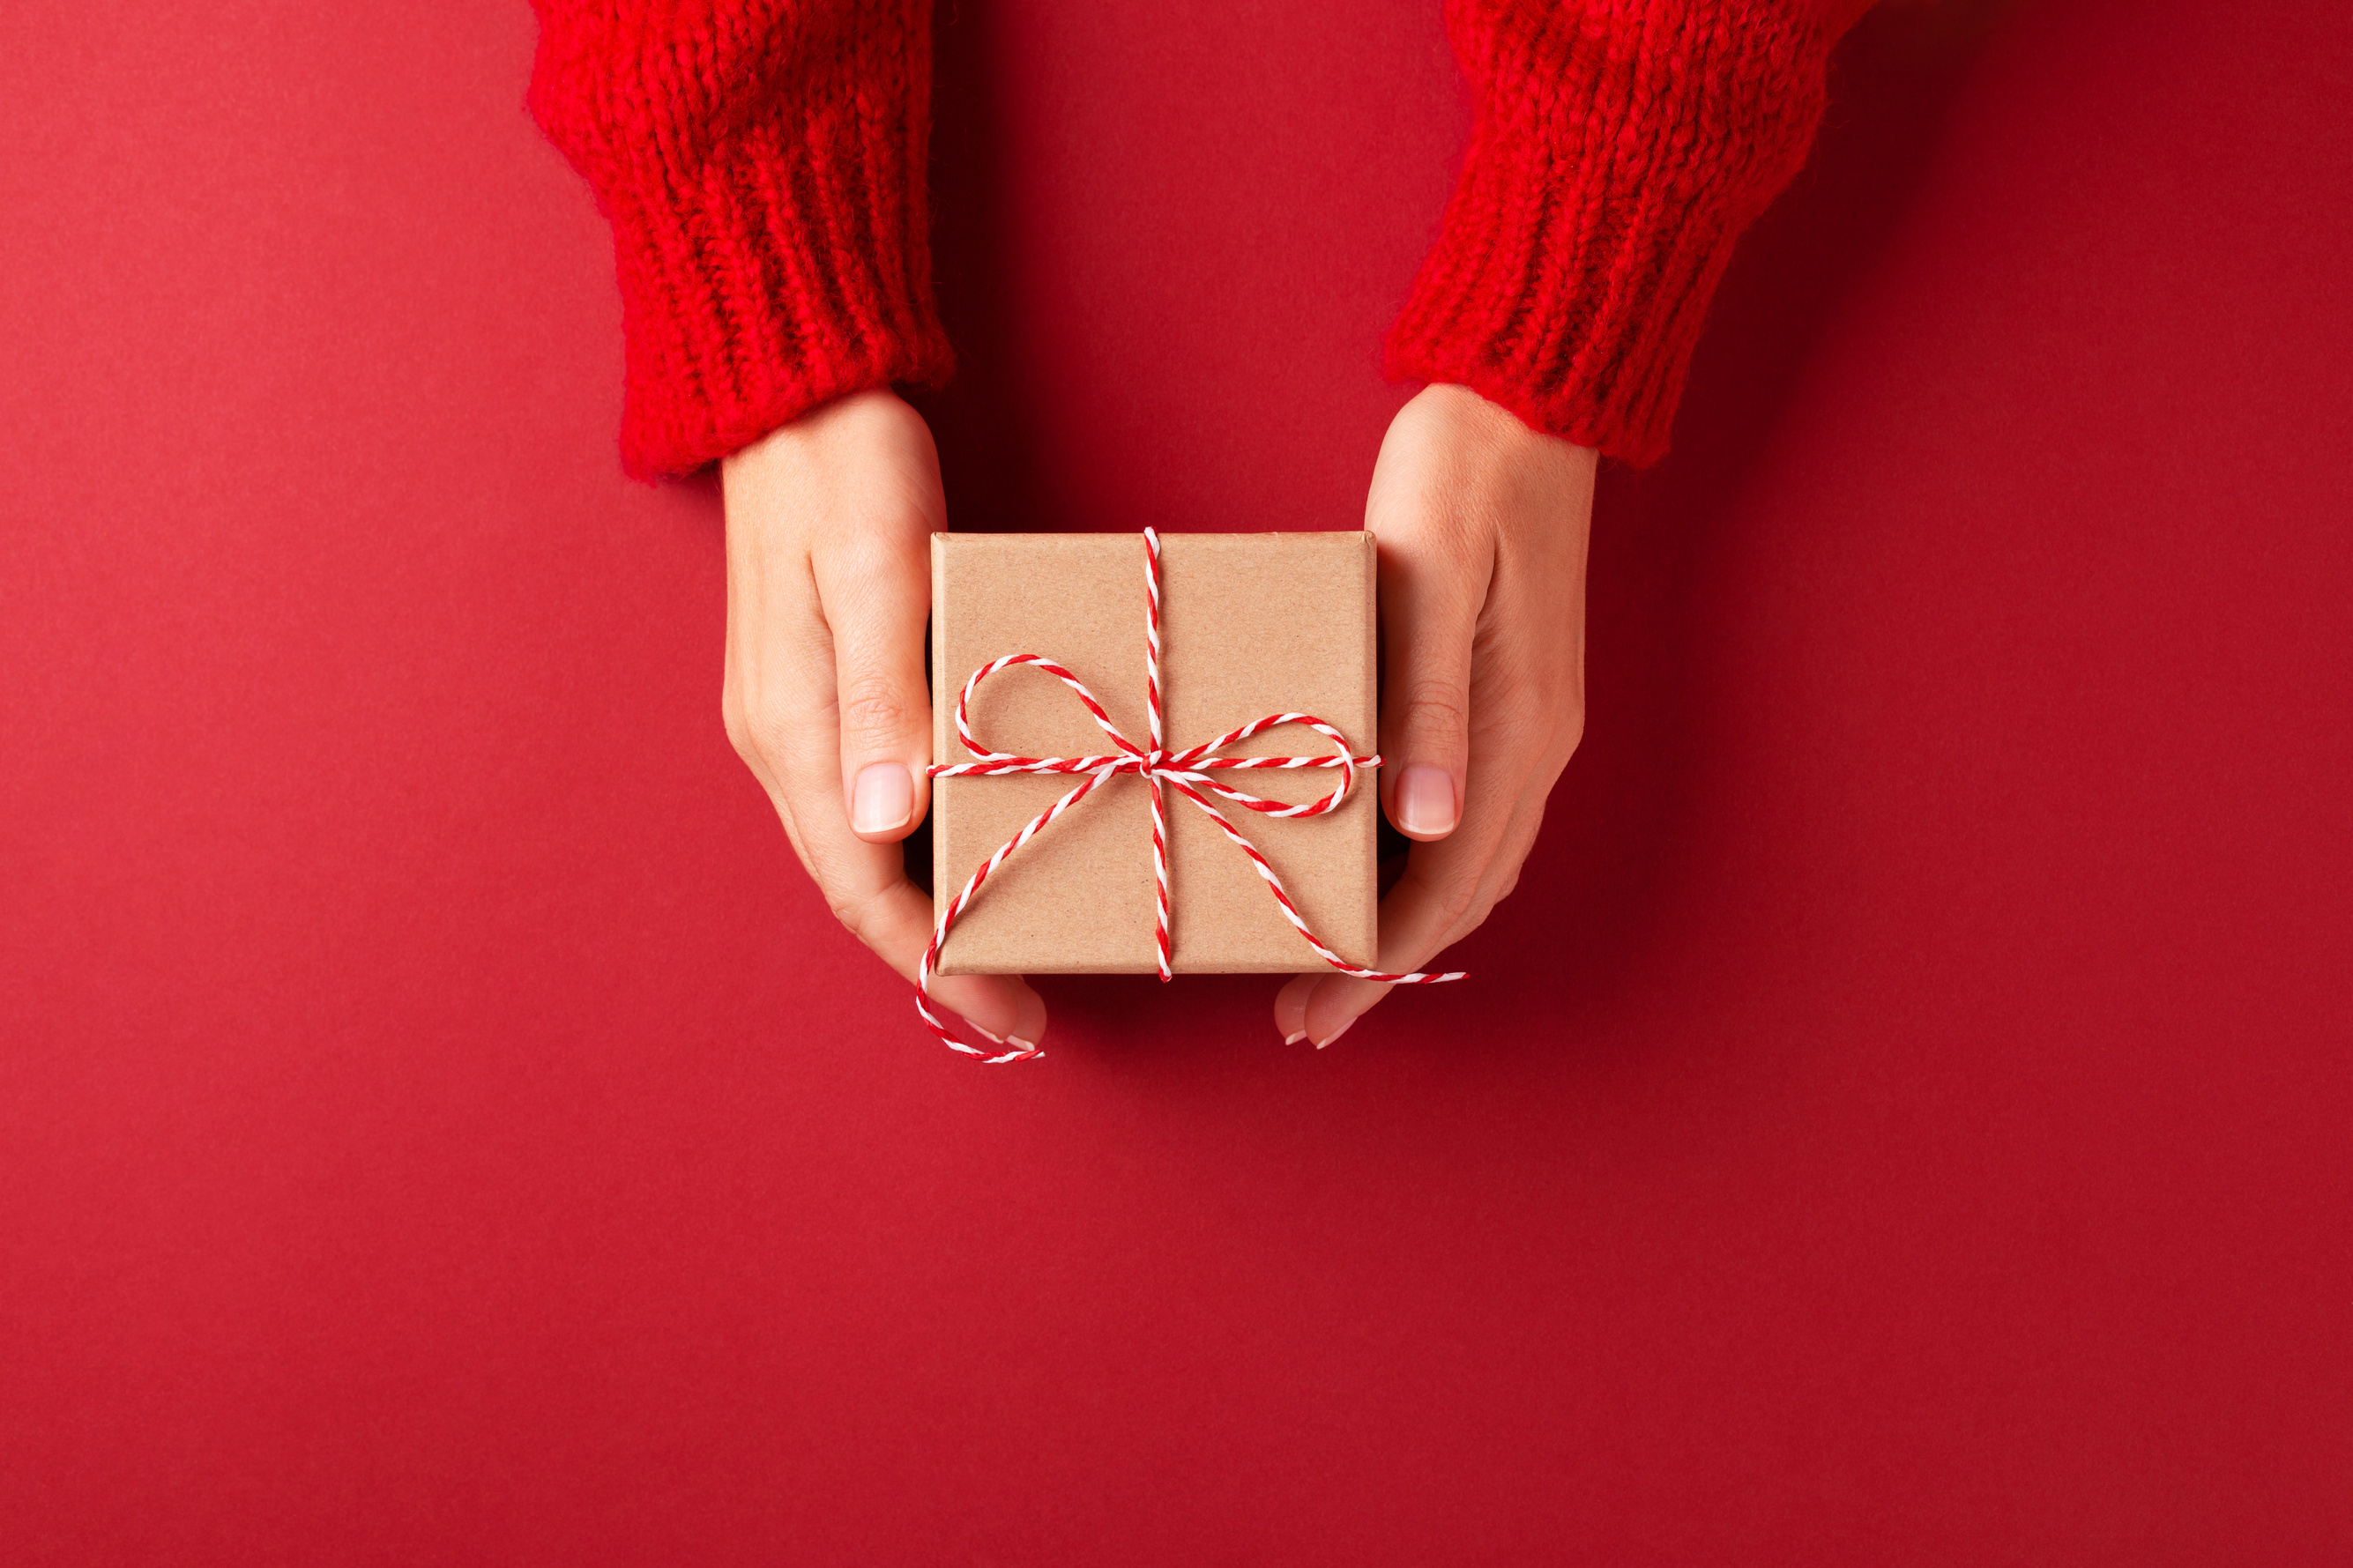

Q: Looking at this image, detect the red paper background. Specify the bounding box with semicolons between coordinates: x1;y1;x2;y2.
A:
5;1;2349;1561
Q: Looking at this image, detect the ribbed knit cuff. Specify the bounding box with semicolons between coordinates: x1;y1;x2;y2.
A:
1387;1;1837;465
599;101;954;480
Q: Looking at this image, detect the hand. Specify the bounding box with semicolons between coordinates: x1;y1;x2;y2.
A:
1274;384;1595;1048
720;390;1048;1052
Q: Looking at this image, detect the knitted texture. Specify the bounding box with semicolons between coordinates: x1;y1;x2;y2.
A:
1386;0;1858;464
528;0;952;479
530;0;1873;477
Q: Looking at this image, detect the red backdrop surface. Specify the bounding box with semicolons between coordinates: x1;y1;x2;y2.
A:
4;1;2350;1562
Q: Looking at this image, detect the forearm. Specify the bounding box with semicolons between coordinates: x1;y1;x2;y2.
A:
527;0;951;479
1389;0;1874;464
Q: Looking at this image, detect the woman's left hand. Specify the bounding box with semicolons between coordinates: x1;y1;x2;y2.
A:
1274;384;1597;1048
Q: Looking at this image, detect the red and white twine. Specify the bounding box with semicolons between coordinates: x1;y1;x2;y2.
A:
918;528;1464;1062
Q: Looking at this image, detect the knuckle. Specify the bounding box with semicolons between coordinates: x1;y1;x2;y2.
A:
735;700;800;770
720;686;752;761
1396;680;1471;750
825;882;905;956
1444;885;1492;933
1408;865;1486;933
1560;706;1586;757
722;668;800;772
837;674;915;745
824;888;874;941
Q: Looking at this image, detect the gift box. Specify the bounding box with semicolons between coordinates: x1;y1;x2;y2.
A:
929;531;1379;976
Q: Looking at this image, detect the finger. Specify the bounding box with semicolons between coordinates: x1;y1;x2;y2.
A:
735;549;1043;1051
1299;819;1510;1048
1368;474;1490;848
814;528;934;844
1297;646;1565;1047
1298;760;1550;1048
805;833;1049;1048
771;702;1048;1050
1273;972;1318;1044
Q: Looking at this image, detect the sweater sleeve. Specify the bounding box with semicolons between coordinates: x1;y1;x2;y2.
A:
527;0;952;479
1386;0;1873;464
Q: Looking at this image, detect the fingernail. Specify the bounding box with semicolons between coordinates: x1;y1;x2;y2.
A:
852;762;913;834
974;1024;1004;1045
1008;1037;1038;1053
1284;1029;1307;1045
1314;1019;1356;1050
1396;765;1457;836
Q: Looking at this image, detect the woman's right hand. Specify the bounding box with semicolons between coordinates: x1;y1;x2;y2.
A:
720;390;1048;1052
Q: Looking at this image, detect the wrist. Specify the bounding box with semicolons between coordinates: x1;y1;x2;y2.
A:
1389;386;1600;514
721;391;943;547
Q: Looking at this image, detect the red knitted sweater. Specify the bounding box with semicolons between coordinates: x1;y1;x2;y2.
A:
528;0;1870;479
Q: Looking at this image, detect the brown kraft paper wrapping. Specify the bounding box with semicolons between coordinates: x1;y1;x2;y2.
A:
930;531;1378;976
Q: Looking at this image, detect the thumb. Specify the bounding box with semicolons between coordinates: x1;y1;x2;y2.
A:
1371;515;1485;845
817;530;935;843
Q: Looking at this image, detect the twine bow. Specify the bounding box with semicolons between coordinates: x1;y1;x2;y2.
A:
919;528;1463;1061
